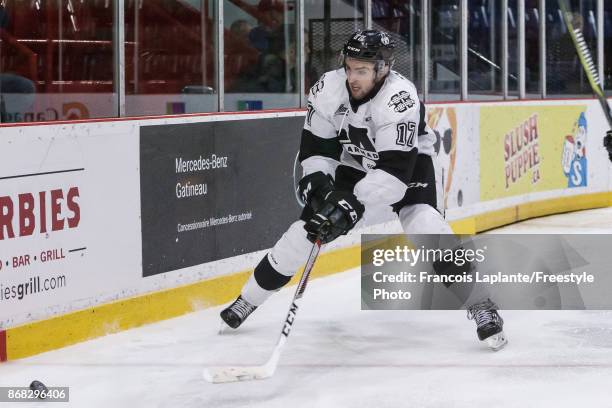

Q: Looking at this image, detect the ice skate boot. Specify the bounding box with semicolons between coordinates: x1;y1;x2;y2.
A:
220;295;257;329
467;298;508;351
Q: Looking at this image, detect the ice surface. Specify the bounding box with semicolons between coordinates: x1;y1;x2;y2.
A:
3;208;612;407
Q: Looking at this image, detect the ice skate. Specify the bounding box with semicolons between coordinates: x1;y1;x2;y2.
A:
467;298;508;351
220;295;257;329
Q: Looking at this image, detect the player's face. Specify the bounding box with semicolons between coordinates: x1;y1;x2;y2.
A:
345;58;377;100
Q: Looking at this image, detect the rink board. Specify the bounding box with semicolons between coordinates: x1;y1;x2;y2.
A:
0;99;611;361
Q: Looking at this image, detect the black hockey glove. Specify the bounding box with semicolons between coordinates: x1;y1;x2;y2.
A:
604;130;612;162
298;171;335;212
304;190;365;244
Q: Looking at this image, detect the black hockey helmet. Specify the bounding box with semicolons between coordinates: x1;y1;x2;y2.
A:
341;29;396;70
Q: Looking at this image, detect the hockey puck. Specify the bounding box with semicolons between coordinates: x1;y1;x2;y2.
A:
29;380;48;399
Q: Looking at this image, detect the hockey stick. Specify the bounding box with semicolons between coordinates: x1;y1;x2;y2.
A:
557;0;612;128
203;238;322;383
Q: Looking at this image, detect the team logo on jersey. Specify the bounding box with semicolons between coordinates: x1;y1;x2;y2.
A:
310;74;326;96
338;125;379;165
334;104;349;116
345;144;379;160
388;91;415;113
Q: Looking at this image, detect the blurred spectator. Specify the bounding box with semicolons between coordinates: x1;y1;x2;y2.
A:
249;0;286;54
228;0;297;93
303;30;320;91
226;19;260;92
0;4;36;123
0;5;8;27
231;19;252;39
225;20;259;92
257;35;296;93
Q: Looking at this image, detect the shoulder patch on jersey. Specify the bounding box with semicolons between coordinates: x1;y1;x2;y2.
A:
380;32;391;45
387;90;415;113
306;102;315;126
334;104;349;116
310;74;326;97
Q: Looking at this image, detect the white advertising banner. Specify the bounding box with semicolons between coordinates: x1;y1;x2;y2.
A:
0;99;610;329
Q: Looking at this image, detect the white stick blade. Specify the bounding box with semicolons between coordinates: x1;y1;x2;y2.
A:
203;365;272;384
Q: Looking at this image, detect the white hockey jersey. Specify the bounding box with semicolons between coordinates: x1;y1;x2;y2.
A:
299;68;436;208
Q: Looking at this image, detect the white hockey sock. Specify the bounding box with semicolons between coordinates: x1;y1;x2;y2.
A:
241;267;276;307
241;220;312;306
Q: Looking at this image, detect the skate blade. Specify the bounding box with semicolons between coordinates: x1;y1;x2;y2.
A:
484;331;508;351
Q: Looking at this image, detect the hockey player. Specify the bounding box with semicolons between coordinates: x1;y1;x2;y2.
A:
221;30;507;350
604;129;612;162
